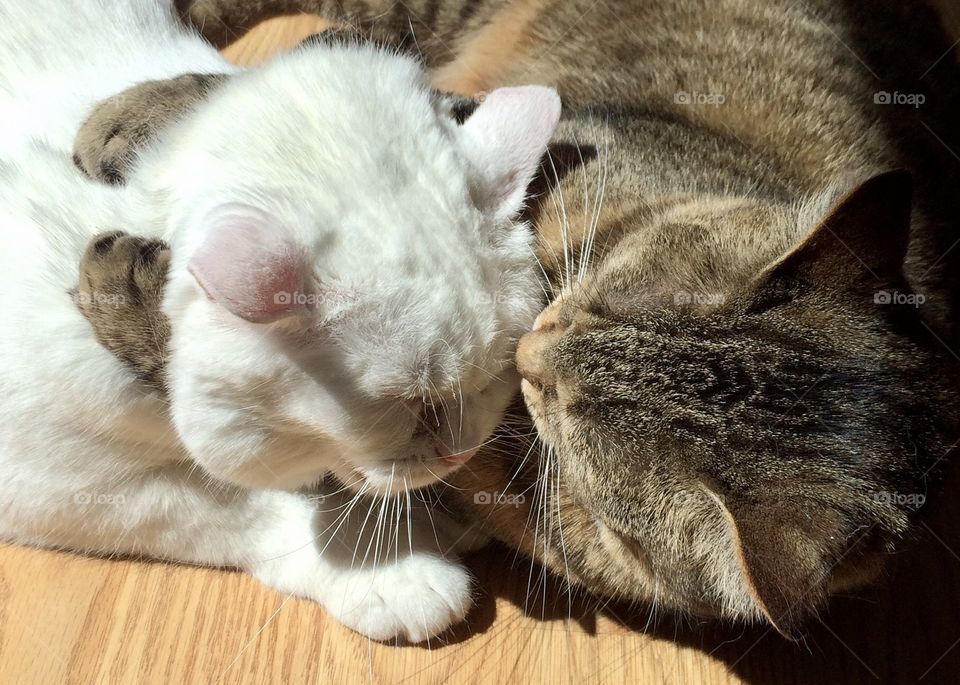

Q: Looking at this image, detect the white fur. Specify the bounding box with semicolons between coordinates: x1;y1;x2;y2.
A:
0;0;558;641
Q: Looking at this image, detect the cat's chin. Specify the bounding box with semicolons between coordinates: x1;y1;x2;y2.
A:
332;461;461;497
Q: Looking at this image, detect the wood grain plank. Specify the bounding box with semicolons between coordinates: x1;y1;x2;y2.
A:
221;15;330;67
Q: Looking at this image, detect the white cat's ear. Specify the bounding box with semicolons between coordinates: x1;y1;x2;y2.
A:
188;203;310;324
460;85;561;221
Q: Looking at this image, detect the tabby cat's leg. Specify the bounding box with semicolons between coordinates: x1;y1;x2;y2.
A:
75;231;172;389
73;73;227;184
73;36;480;187
72;25;402;186
179;0;501;65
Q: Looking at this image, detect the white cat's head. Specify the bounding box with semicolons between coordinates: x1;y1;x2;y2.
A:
137;44;560;493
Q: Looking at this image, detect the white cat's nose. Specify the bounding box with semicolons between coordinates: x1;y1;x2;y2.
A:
435;443;478;466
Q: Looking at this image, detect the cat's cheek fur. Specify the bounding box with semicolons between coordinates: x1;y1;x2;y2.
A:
160;274;317;488
454;369;525;448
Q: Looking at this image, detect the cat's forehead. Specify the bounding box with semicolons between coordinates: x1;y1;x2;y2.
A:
561;308;795;370
349;336;490;402
566;201;795;314
335;293;502;400
191;47;455;179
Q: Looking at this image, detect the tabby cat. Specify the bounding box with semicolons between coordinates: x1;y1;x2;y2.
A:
75;0;960;636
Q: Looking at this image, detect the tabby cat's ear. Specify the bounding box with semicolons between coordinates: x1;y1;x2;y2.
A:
459;85;562;222
760;169;913;290
704;486;847;638
188;204;311;324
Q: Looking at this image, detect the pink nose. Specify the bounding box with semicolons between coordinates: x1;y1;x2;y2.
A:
436;444;478;466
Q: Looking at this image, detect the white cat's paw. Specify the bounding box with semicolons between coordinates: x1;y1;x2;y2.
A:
324;553;473;643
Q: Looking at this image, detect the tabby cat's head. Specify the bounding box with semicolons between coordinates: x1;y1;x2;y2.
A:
511;170;959;635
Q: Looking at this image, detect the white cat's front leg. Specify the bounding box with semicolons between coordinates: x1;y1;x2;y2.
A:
250;483;477;643
0;464;475;642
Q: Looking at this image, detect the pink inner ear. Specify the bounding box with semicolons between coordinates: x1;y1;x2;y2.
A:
188;204;308;324
461;85;562;219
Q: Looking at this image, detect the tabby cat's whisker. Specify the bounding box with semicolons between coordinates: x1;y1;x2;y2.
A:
524;438;554;615
551;446;574;620
351;483;382;569
363;476;390;572
546;150;572;290
541;446;555;620
579;129;609;283
404;484;415;556
574;134;594;284
529;243;556;302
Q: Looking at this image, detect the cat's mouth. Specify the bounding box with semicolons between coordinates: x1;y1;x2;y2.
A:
519;378;545;423
518;378;561;452
336;445;477;496
515;310;566;448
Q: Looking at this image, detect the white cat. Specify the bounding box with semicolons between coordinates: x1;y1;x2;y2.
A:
0;1;559;641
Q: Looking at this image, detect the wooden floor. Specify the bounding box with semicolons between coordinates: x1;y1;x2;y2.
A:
4;7;960;684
